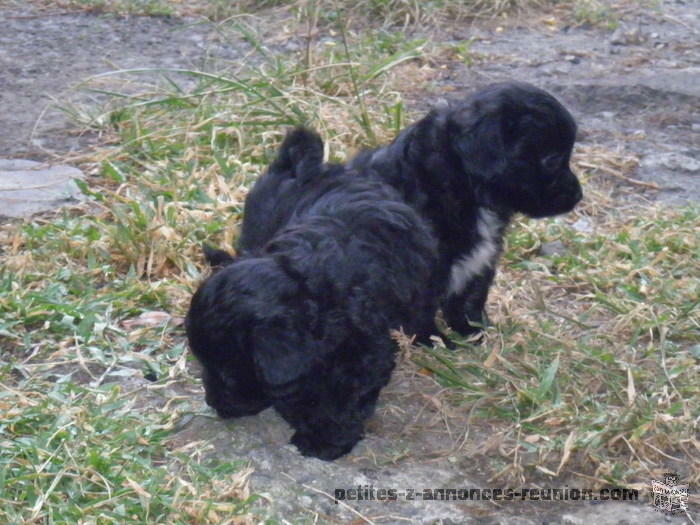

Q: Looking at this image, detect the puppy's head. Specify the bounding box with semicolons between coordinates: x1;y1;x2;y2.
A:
449;82;582;218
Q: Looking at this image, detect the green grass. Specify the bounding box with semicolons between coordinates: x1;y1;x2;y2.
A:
417;203;699;484
43;0;176;16
0;214;257;522
0;268;253;524
24;0;584;24
0;377;254;523
571;0;620;29
1;1;698;522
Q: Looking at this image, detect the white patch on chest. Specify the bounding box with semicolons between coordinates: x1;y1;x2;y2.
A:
448;209;502;296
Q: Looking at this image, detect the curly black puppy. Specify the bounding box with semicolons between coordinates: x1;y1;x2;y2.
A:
240;82;582;337
186;128;438;460
349;82;582;335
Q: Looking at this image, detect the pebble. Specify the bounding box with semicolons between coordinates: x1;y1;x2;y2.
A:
610;26;644;45
539;240;567;257
0;159;85;218
572;218;593;234
642;152;700;173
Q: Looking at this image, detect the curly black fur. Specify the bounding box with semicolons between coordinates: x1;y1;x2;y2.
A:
186;128;438;460
239;82;582;337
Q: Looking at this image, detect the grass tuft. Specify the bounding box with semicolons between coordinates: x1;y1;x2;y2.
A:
418;201;699;486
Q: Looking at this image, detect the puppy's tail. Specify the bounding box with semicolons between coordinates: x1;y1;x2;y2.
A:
270;127;324;183
202;244;235;267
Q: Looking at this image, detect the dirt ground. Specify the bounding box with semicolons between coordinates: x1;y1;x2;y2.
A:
1;1;697;523
2;1;698;204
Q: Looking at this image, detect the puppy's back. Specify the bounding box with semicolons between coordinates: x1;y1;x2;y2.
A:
262;172;438;335
238;128;333;253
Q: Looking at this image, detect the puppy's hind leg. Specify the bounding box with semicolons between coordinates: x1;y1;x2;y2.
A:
443;267;494;339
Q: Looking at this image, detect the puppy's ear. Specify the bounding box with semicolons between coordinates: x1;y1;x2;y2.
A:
270;127;324;183
202;244;235;267
252;323;316;387
449;102;508;180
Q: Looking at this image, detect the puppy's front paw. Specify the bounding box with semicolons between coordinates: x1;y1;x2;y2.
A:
415;330;456;350
444;306;488;342
455;324;486;344
206;393;271;419
445;317;486;342
290;432;358;461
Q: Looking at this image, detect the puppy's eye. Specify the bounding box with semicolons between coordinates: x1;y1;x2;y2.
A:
542;154;564;171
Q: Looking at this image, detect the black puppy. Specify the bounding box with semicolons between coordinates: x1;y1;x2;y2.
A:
186;128;438;460
240;82;582;337
349;82;582;335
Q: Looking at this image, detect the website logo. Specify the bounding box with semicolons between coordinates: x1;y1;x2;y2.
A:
650;472;689;516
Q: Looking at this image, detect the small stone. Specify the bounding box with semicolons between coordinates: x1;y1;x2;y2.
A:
283;40;301;52
692;123;700;132
610;27;626;45
690;344;700;359
627;27;644;44
610;26;643;45
561;515;584;525
642;152;700;173
572;218;593;233
352;474;369;485
539;240;567;257
0;159;85;218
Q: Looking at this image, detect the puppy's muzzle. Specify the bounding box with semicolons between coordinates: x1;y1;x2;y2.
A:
555;177;583;211
540;170;583;215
